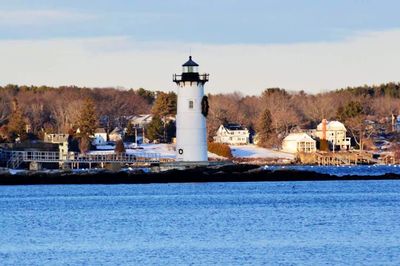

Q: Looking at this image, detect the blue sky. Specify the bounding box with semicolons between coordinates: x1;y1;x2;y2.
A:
1;0;400;43
1;0;400;94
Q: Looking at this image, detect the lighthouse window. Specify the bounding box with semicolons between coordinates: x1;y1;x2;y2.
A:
189;100;194;109
183;66;198;73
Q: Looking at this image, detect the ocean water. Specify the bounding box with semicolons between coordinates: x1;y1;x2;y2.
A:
1;181;400;265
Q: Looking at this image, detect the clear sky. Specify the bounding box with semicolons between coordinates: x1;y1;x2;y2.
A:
1;0;400;94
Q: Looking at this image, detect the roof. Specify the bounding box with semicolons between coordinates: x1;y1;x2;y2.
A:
110;127;123;135
283;133;315;142
129;114;153;124
95;128;106;134
317;120;347;131
223;123;246;131
182;56;199;67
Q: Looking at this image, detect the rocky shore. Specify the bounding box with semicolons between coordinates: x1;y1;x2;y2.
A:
1;164;400;185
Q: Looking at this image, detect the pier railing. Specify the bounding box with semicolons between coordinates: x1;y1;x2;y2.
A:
5;150;161;169
300;151;379;166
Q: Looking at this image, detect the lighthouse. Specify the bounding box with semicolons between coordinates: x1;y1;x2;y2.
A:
173;56;209;162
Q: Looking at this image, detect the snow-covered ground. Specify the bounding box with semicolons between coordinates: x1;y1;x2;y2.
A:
208;151;227;160
92;143;294;160
91;143;176;158
230;145;295;160
132;144;175;158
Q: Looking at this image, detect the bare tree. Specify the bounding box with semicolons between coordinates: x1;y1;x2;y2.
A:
0;96;11;125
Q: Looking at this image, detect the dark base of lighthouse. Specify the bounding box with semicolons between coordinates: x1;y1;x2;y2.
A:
156;160;232;171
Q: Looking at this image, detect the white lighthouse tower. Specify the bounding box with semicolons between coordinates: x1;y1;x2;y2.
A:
173;56;209;162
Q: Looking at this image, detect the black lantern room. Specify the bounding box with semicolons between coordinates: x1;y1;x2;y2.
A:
173;56;209;85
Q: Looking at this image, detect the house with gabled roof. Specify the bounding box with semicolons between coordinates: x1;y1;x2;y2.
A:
128;114;153;128
214;123;250;145
313;120;351;150
92;128;107;146
282;132;316;153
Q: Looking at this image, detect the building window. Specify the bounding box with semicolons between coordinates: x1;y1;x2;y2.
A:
189;100;194;109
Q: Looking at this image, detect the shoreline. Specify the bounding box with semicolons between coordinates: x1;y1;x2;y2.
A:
1;164;400;185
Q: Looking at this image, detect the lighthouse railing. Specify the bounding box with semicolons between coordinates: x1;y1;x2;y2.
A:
173;73;209;83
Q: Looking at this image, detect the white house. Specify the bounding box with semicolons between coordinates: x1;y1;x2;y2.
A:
282;133;316;153
314;120;351;150
92;128;107;146
214;124;250;145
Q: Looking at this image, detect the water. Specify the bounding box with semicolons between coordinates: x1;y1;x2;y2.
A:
1;181;400;265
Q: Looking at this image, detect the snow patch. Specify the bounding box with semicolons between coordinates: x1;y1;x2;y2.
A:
208;151;227;160
230;144;295;160
91;143;293;160
89;143;176;158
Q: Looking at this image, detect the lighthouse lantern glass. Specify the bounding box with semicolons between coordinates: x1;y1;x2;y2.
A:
183;66;198;73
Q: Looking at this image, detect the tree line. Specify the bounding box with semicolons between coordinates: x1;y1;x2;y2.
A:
1;82;400;150
207;83;400;149
0;85;155;142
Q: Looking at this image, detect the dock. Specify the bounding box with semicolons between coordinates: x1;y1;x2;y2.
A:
0;149;229;171
300;151;380;166
1;149;162;170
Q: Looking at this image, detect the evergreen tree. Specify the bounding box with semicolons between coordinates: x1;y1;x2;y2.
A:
145;115;164;142
77;98;97;138
137;88;155;104
151;91;177;118
165;120;176;143
336;101;364;121
151;92;177;142
75;98;97;154
125;121;136;142
68;134;80;153
7;99;27;142
256;108;273;147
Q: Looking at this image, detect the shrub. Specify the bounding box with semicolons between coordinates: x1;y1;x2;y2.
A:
362;138;376;151
79;137;90;154
114;139;126;154
391;143;400;161
208;142;233;159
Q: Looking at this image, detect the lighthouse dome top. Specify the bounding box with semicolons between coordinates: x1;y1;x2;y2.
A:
182;56;199;67
173;56;209;84
182;56;199;74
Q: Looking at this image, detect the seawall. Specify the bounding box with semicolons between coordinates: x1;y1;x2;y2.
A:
1;164;400;185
